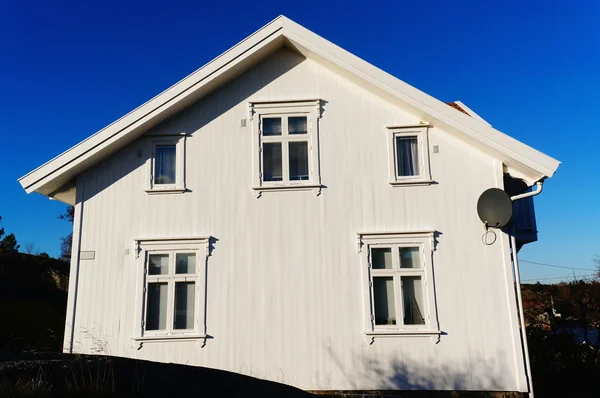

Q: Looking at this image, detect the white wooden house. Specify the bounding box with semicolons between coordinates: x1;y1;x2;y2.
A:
19;16;560;394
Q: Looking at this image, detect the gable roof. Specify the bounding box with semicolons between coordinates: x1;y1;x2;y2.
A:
18;16;560;204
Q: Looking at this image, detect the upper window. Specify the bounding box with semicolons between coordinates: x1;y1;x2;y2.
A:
154;144;177;185
396;136;419;177
249;100;322;196
358;232;439;335
144;135;187;193
134;238;209;341
387;126;432;185
261;115;310;182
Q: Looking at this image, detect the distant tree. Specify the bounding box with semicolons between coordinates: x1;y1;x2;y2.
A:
523;279;600;396
0;233;20;253
38;252;50;258
58;206;74;224
24;242;38;255
0;216;19;253
59;233;72;262
595;256;600;279
59;206;74;262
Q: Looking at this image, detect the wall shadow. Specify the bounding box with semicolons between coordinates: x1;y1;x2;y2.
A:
325;343;518;395
83;47;306;201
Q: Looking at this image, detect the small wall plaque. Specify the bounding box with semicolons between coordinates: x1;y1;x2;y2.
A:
80;251;96;260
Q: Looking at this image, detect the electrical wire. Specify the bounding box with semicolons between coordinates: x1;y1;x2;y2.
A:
518;259;598;283
521;273;597;283
519;259;596;272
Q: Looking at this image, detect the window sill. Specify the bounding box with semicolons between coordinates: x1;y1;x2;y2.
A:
132;334;206;342
252;184;322;197
389;179;434;187
364;329;441;336
144;188;186;195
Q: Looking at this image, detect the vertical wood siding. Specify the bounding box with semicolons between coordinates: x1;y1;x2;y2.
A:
67;49;526;391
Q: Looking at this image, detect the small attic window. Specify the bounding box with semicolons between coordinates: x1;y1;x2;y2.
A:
387;126;432;186
396;136;420;177
154;145;176;185
144;135;187;194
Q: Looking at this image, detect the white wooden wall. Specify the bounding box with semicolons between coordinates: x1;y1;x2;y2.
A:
64;49;527;392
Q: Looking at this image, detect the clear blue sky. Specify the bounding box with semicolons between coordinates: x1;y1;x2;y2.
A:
1;0;598;282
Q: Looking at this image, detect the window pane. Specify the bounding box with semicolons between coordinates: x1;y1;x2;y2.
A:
289;142;309;181
371;248;392;269
174;282;195;330
373;277;396;325
176;253;196;274
146;282;168;330
262;118;282;136
402;276;425;325
400;247;420;268
148;254;169;275
396;136;419;177
154;145;176;184
289;116;307;134
263;143;283;182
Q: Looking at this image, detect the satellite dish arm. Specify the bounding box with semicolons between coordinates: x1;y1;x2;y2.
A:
510;181;543;202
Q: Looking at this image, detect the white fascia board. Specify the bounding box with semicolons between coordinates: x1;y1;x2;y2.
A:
18;16;288;194
281;17;560;180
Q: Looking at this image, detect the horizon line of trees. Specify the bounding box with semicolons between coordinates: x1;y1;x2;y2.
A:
0;215;21;254
0;206;73;261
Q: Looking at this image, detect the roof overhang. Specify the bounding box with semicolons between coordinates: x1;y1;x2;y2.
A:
19;15;560;204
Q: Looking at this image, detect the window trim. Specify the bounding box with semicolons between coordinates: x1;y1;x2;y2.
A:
357;231;439;337
387;126;432;186
249;100;322;197
132;237;210;342
144;134;187;194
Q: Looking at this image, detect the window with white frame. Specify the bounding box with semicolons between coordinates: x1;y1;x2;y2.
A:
144;135;186;193
250;100;322;194
387;126;432;185
358;232;439;335
134;238;209;340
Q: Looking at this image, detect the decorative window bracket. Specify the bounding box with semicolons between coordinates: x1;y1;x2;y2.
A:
357;231;437;253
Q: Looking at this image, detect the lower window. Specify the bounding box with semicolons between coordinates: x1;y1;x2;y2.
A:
136;238;209;338
358;232;438;333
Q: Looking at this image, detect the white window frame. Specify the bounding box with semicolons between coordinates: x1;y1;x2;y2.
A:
357;231;440;337
132;237;209;342
249;100;322;197
387;126;432;186
144;134;186;194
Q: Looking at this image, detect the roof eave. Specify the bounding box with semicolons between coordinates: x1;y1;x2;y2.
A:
280;17;560;181
18;16;289;195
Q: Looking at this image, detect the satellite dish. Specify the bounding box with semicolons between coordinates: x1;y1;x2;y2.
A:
477;188;513;228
